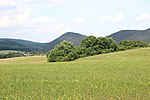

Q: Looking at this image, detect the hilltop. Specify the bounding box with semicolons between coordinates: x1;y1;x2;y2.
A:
0;27;150;53
0;32;86;52
43;32;86;51
108;28;150;43
0;38;45;52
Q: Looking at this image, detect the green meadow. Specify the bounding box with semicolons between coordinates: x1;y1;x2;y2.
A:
0;48;150;99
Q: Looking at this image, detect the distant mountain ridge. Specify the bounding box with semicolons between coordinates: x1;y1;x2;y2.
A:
0;38;45;52
43;32;87;51
0;32;87;52
108;28;150;43
0;28;150;53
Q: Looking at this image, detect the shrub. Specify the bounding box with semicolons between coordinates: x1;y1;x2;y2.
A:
47;40;76;62
47;36;149;62
47;36;119;62
80;36;118;56
119;40;148;50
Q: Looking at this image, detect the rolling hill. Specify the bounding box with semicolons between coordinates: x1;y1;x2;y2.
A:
43;32;86;51
108;28;150;43
0;32;86;52
0;27;150;53
0;38;45;52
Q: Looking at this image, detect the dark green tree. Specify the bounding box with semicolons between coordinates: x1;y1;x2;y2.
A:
47;40;75;62
96;37;118;54
80;36;97;48
119;40;148;50
80;36;98;56
80;36;118;56
133;40;148;47
119;40;134;50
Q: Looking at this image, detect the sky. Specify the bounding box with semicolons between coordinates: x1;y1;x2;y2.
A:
0;0;150;43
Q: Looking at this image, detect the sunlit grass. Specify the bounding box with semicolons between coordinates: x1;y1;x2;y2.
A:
0;56;47;64
0;48;150;99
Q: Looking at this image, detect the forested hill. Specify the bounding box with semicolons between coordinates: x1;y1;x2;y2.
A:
0;39;45;52
0;28;150;53
108;28;150;43
43;32;87;51
0;32;86;52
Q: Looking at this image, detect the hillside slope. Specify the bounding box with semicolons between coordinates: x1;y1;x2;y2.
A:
43;32;86;51
0;38;45;52
108;28;150;43
0;32;86;52
1;48;150;64
76;48;150;62
0;48;149;99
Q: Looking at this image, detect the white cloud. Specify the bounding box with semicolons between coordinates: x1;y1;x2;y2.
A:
22;0;67;5
31;16;60;25
74;17;85;24
50;23;71;34
48;0;67;4
0;6;32;27
114;12;124;22
83;4;89;8
0;0;70;38
100;15;113;22
0;0;16;6
0;6;70;36
136;12;150;21
12;29;28;35
0;14;70;35
28;16;71;35
0;17;12;28
8;22;71;39
22;0;33;2
100;12;124;22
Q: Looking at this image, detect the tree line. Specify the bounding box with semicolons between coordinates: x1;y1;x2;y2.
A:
0;52;25;59
47;36;149;62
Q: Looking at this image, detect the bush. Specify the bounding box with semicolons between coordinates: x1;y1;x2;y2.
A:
133;40;148;47
47;40;76;62
80;36;118;56
119;40;148;50
47;36;119;62
47;36;149;62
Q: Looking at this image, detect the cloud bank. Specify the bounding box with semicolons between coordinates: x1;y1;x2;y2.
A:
100;12;124;22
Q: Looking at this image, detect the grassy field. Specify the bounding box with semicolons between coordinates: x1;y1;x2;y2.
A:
0;48;150;99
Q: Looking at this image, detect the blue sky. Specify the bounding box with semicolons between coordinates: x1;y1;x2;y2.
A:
0;0;150;42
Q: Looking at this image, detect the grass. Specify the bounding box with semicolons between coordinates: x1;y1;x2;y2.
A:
0;48;150;99
0;56;46;64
